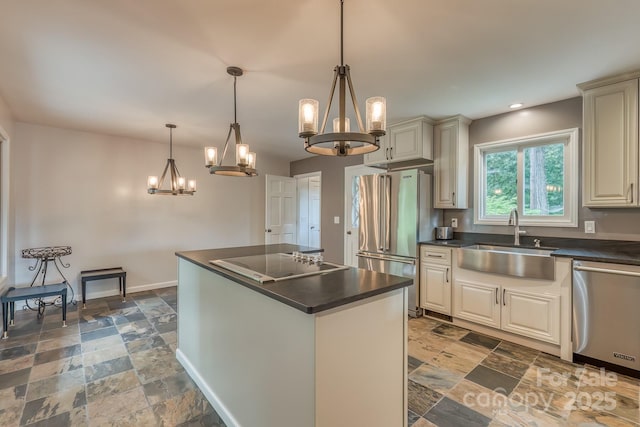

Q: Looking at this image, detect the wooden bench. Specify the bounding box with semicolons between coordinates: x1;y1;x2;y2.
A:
80;267;126;309
1;283;67;339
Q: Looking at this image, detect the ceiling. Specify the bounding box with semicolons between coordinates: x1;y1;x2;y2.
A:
1;0;640;162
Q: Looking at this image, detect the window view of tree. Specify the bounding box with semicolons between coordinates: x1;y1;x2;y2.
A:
482;142;566;217
475;128;577;227
524;143;564;216
485;150;517;215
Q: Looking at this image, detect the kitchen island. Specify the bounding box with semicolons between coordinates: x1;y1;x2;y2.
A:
175;244;412;427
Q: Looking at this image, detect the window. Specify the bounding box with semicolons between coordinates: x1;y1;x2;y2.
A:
474;128;579;227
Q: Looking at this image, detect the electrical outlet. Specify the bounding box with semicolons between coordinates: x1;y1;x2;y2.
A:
585;220;595;234
451;218;458;228
334;216;340;224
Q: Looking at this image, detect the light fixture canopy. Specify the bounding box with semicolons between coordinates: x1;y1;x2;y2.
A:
147;124;196;195
298;0;386;156
205;66;257;177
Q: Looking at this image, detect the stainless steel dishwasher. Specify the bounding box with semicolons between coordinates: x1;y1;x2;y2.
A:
573;260;640;376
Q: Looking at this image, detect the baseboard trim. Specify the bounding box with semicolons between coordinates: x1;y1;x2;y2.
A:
85;280;177;301
175;349;239;427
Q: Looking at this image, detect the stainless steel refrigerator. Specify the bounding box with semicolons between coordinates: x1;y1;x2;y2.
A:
357;170;440;317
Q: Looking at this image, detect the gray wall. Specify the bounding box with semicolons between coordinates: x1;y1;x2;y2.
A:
445;96;640;241
290;155;364;263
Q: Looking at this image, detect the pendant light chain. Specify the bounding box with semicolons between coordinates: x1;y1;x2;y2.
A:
169;126;173;159
233;75;238;124
340;0;344;67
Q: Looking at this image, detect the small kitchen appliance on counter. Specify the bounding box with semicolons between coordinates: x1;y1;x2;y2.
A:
436;226;453;240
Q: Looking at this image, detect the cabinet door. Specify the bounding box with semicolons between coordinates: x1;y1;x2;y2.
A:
452;280;500;328
434;117;469;209
583;79;638;207
419;262;451;315
501;289;560;344
388;120;423;162
363;134;389;165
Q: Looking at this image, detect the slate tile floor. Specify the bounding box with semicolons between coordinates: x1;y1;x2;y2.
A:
0;287;225;426
407;316;640;426
1;289;639;426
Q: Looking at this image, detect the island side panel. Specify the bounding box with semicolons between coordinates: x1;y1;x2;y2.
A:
314;288;408;427
176;258;316;427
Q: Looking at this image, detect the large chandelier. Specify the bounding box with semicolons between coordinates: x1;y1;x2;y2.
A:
204;66;257;177
298;0;386;156
147;124;196;195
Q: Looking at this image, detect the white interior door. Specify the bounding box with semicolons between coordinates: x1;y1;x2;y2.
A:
343;165;379;267
308;176;321;248
295;173;322;249
266;175;297;244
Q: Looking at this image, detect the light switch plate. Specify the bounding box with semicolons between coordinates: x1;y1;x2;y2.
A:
585;220;595;234
334;216;340;224
451;218;458;228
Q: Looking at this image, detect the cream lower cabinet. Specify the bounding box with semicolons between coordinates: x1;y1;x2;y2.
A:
501;289;560;344
453;280;560;345
452;280;500;328
419;246;452;315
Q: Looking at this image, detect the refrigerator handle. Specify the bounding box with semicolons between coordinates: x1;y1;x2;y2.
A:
385;174;391;251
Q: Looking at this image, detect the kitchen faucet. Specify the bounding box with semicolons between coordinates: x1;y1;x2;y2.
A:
508;208;526;246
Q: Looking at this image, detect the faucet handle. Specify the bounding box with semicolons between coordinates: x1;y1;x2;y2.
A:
533;239;541;247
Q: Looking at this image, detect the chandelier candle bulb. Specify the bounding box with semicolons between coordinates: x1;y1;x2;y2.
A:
247;152;256;169
204;147;217;167
177;177;186;190
188;180;197;192
147;176;159;190
236;144;249;166
366;97;386;135
333;117;350;132
299;99;319;136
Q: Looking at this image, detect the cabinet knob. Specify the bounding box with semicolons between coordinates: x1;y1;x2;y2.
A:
266;229;272;233
346;231;352;235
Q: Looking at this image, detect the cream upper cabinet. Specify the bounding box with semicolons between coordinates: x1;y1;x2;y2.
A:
434;115;471;209
579;73;640;207
364;116;434;168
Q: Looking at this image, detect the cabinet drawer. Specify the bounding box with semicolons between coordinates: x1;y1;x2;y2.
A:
420;246;451;265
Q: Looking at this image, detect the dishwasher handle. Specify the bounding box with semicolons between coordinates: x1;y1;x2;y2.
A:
574;264;640;278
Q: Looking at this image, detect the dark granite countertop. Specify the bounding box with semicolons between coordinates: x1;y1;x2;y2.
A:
175;244;412;314
421;233;640;266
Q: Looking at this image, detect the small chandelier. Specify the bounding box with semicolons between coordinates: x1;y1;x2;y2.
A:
147;124;196;195
204;66;257;177
298;0;386;156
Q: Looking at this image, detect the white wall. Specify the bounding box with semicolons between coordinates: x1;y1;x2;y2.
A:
12;122;289;299
0;92;14;294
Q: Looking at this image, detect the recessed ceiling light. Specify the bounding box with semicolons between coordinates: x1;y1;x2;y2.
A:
510;103;523;109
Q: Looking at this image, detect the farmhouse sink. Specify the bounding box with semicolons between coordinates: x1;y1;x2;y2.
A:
457;244;555;280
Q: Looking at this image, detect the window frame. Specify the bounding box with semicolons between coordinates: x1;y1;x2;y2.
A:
473;128;579;227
